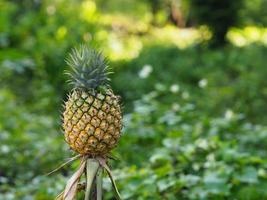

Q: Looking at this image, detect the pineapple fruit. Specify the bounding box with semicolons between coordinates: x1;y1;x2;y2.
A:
63;46;122;156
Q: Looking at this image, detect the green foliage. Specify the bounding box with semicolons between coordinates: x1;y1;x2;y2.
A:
240;0;267;26
113;44;267;122
113;88;267;199
0;0;267;199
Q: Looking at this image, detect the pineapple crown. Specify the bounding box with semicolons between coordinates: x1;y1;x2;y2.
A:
66;45;111;91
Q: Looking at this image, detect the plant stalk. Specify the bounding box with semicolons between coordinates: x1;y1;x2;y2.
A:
84;159;99;200
96;167;103;200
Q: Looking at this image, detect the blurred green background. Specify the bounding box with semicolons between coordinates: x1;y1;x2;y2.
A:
1;0;267;199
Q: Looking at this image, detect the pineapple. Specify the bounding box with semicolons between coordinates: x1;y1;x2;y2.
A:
63;46;122;156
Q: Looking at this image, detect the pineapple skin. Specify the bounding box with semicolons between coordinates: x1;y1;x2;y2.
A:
63;89;122;155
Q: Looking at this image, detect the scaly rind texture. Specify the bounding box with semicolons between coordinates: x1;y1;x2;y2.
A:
63;89;122;155
66;45;111;90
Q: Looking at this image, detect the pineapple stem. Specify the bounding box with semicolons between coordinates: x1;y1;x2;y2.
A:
97;157;122;200
84;159;99;200
96;167;103;200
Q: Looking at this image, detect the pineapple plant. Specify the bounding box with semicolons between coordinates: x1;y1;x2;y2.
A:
56;45;123;200
63;46;122;155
